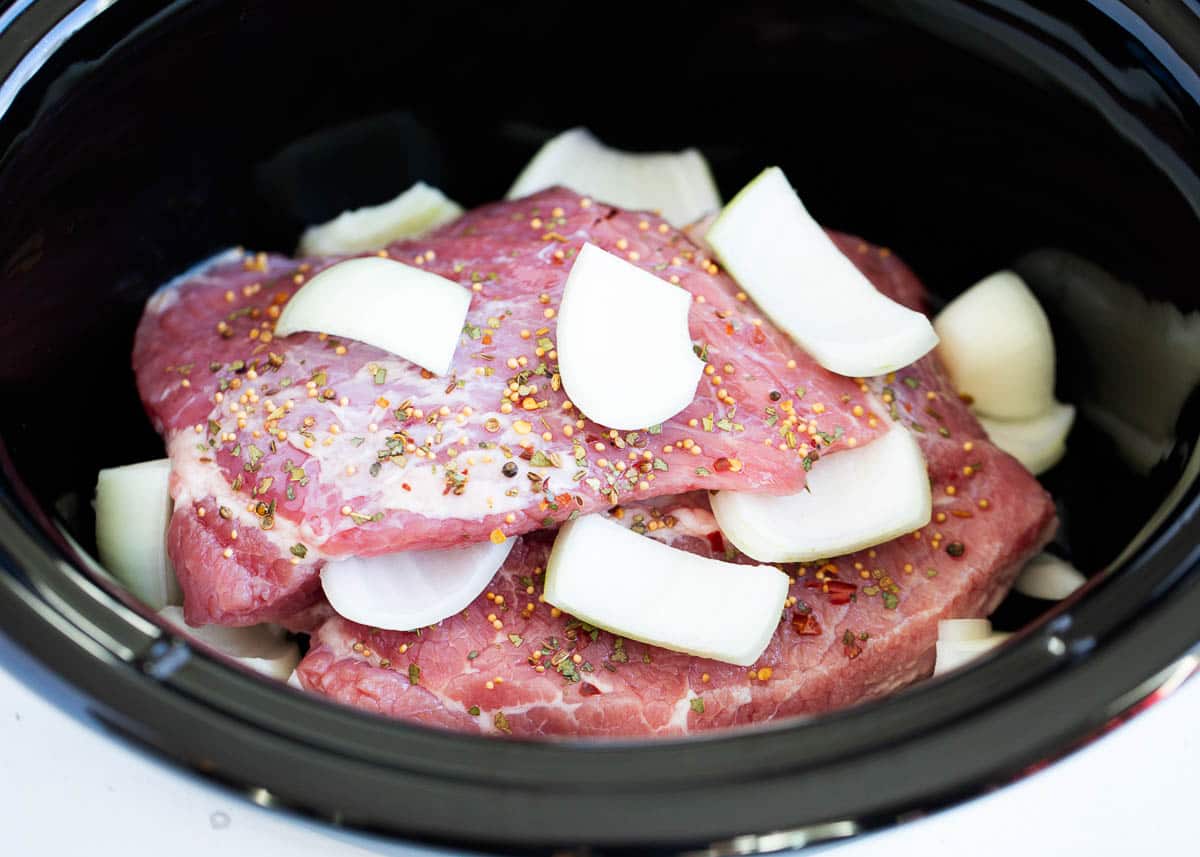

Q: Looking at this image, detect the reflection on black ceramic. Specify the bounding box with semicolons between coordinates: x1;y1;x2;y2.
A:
1;1;1199;850
1019;249;1200;477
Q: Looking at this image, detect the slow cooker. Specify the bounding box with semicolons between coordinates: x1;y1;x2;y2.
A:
2;0;1199;852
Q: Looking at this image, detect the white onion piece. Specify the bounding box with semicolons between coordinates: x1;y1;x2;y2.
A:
506;127;721;226
710;425;931;563
936;618;993;643
556;243;703;429
706;167;938;377
1014;553;1087;601
979;401;1076;476
239;644;302;681
543;514;789;666
157;607;299;681
298;181;463;256
157;606;289;659
321;537;515;631
94;459;179;610
934;618;1010;676
274;257;470;375
934;271;1056;420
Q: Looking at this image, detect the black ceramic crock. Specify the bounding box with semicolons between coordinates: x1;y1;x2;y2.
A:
2;1;1200;853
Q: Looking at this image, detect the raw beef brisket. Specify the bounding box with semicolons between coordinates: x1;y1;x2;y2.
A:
134;188;1057;735
292;227;1057;737
297;432;1054;738
134;189;891;625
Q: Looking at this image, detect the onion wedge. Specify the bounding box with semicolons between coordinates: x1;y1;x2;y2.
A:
706;167;938;377
544;514;788;666
94;459;179;610
158;606;299;681
934;271;1055;420
934;618;1010;676
979;402;1075;476
321;538;515;631
710;426;931;563
507;127;721;226
298;181;462;256
274;257;470;375
1014;553;1086;601
556;243;703;429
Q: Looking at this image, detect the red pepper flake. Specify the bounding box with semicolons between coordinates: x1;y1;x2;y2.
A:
808;578;857;605
519;447;535;461
842;630;863;659
792;612;822;636
712;457;733;473
705;530;726;555
579;682;602;697
401;483;412;492
724;323;735;335
752;325;767;345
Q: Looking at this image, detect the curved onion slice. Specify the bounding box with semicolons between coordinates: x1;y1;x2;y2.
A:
710;426;931;563
274;257;470;375
1014;553;1086;601
321;538;516;631
979;401;1075;476
298;182;463;256
934;271;1056;420
157;606;289;659
706;167;938;377
557;243;703;429
543;514;789;666
239;645;302;681
158;606;299;681
506;127;721;227
934;618;1010;676
936;618;993;643
95;459;179;610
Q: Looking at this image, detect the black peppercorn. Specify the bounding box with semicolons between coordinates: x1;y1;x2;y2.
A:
502;461;518;478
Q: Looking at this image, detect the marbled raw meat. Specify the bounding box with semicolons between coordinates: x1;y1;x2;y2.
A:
292;236;1057;736
135;190;891;625
297;434;1054;738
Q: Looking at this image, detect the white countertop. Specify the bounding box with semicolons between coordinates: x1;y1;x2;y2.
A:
1;630;1194;856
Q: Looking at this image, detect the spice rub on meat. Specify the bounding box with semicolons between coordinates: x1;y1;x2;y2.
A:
297;429;1054;738
134;189;893;626
292;227;1057;737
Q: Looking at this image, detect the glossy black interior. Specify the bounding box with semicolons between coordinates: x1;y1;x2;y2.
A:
1;0;1199;851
